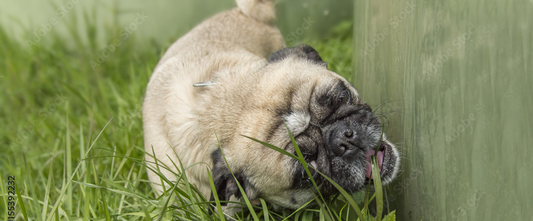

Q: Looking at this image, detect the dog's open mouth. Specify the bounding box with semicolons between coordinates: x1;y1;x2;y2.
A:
365;142;394;180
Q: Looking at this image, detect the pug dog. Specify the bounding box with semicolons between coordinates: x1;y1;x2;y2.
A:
143;0;400;210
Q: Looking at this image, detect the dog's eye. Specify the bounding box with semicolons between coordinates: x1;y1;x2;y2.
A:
336;90;350;106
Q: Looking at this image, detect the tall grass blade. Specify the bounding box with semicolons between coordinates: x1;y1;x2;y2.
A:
15;179;28;221
66;107;73;213
46;118;113;221
208;168;227;221
260;199;270;221
371;156;383;221
215;131;259;221
42;163;53;220
382;210;396;221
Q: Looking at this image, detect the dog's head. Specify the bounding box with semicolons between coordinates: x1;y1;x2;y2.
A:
207;45;400;209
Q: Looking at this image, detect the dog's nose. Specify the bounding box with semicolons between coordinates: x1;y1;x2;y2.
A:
344;129;354;138
329;127;358;157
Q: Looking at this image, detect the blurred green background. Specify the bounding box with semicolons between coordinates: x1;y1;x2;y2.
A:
0;0;353;48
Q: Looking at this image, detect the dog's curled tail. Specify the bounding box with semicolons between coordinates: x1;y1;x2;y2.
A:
236;0;276;23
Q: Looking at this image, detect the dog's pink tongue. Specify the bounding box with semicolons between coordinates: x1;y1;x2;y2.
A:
365;149;384;179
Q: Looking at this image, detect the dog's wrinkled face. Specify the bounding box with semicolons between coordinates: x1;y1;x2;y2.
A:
209;45;400;209
287;80;400;194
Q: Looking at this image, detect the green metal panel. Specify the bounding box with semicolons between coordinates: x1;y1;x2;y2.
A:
353;0;532;220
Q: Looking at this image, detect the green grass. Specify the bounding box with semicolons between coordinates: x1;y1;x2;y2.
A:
0;12;394;220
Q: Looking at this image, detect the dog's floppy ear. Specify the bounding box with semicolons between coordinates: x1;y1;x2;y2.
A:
268;44;328;67
209;149;258;206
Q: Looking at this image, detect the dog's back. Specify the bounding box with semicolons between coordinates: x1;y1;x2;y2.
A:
143;0;285;197
156;0;284;68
